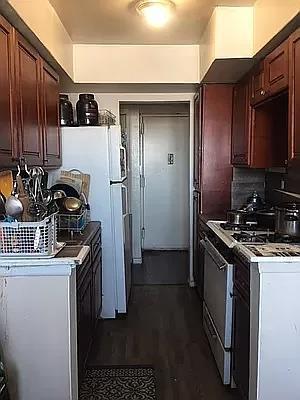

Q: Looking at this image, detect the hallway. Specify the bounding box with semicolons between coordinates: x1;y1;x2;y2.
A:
88;285;240;400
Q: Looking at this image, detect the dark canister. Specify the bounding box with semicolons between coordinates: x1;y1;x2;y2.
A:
76;94;99;126
59;94;74;126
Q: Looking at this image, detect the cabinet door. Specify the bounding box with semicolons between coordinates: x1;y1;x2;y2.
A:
41;61;61;167
232;286;250;400
0;16;18;167
288;28;300;164
232;79;251;166
77;268;94;383
15;32;43;166
265;39;289;96
201;84;233;215
193;91;201;190
250;62;267;105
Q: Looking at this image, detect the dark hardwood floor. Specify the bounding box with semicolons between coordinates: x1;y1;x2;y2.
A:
88;285;240;400
133;250;189;285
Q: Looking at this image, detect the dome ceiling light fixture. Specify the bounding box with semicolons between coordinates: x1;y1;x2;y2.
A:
135;0;176;28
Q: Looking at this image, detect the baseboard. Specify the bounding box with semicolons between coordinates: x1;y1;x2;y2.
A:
142;247;189;251
133;257;143;264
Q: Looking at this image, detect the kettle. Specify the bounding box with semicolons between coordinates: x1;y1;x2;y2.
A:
243;191;265;212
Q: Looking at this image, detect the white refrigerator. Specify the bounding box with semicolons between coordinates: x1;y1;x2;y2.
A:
60;126;132;318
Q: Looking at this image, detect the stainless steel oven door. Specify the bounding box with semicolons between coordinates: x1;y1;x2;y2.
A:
203;238;233;349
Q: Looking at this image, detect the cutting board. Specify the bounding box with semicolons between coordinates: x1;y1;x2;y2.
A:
0;171;13;199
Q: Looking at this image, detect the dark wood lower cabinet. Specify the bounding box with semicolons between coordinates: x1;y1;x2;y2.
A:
76;223;102;385
232;256;250;400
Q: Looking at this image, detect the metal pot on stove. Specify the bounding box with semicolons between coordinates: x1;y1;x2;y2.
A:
227;210;247;225
275;203;300;237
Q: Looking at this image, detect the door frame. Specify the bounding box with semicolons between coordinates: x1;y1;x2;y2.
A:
140;112;190;250
119;95;195;287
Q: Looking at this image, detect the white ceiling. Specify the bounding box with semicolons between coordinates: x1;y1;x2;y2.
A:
49;0;255;45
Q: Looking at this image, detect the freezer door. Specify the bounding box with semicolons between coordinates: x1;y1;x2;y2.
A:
124;213;132;304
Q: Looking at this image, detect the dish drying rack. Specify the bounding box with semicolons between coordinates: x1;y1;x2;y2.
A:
0;213;58;257
99;109;116;126
57;208;90;233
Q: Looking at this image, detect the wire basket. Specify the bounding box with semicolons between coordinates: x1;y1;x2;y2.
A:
99;109;116;126
0;214;57;257
57;208;90;233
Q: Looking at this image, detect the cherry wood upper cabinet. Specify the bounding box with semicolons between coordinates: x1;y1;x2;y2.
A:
193;90;201;190
250;62;267;105
232;78;251;166
41;61;61;167
265;39;289;96
200;84;233;215
0;16;18;167
14;32;43;166
288;28;300;164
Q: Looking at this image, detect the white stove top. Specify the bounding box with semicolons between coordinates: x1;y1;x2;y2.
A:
244;244;300;257
207;221;272;247
207;220;300;262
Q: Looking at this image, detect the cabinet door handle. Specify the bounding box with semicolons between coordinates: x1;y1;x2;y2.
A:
44;159;49;164
260;89;266;96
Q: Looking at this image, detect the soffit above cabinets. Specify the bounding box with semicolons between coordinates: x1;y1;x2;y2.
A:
49;0;255;45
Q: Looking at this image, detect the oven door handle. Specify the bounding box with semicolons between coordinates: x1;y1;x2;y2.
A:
203;238;228;271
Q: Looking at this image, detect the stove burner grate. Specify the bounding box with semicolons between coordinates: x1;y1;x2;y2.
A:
220;222;260;231
233;232;300;244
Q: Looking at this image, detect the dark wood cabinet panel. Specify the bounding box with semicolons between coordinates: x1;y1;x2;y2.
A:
77;261;94;383
232;78;251;166
200;84;233;215
93;252;102;323
14;32;43;166
288;28;300;164
41;61;61;167
250;93;288;168
232;286;250;400
232;256;250;400
0;15;18;167
0;14;61;170
76;223;102;386
193;91;201;190
265;39;289;96
250;62;267;105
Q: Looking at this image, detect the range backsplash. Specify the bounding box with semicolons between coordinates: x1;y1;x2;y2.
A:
231;168;265;210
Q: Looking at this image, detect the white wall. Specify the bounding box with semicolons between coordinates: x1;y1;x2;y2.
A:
253;0;300;54
73;45;199;83
7;0;73;77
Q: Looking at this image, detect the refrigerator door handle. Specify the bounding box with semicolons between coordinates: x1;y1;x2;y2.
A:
120;146;127;180
122;183;129;215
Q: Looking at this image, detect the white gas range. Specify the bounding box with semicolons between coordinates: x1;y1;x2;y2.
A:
202;219;300;390
207;220;300;262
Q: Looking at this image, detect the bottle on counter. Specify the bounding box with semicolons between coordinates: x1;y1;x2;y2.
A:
76;94;99;126
59;94;74;126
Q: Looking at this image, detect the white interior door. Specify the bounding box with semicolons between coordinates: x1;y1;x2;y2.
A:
142;115;189;250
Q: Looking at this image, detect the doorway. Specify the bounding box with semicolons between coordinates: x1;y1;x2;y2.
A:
120;102;190;284
141;111;189;250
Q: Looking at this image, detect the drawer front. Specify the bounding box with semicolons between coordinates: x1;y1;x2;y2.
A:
203;303;231;385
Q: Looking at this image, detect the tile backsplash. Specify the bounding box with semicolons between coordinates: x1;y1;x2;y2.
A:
231;168;266;209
